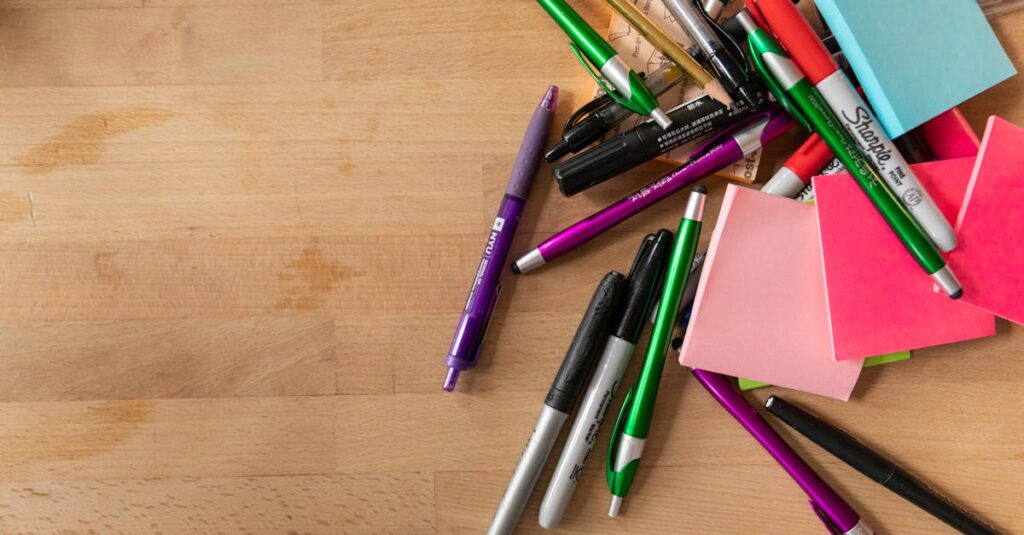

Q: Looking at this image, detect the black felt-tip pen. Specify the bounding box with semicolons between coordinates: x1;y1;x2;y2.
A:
765;396;1000;535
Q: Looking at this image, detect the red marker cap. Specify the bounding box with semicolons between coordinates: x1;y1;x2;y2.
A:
748;0;838;84
785;133;834;183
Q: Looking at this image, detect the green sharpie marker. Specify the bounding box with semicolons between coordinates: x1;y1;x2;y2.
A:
740;10;962;298
606;185;706;516
536;0;673;129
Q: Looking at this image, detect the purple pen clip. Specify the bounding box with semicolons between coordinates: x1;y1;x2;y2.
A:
690;109;775;160
808;500;843;535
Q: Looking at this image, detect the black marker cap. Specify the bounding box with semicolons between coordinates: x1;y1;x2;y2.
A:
553;127;654;197
553;95;739;197
615;230;674;344
545;271;626;414
545;113;611;163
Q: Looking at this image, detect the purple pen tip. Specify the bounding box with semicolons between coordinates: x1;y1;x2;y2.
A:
442;368;460;392
540;85;559;112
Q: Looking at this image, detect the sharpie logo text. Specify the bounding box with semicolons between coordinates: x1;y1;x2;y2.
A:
841;106;893;169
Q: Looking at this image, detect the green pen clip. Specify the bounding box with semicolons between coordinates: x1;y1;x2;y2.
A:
569;42;648;116
747;36;811;131
605;384;636;489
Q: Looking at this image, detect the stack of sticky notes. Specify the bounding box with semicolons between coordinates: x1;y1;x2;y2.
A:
678;0;1019;401
680;116;1024;400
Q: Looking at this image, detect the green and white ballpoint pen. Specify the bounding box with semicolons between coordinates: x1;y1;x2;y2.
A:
739;11;963;298
606;185;706;517
536;0;673;129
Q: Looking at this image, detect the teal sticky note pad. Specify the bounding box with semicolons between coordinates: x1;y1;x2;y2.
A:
815;0;1016;137
737;351;911;391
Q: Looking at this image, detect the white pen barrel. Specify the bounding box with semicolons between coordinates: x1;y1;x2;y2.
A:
488;405;568;535
816;70;956;252
539;336;636;529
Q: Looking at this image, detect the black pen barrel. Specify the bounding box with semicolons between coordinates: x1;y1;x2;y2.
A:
765;396;1000;535
887;470;999;535
765;395;894;479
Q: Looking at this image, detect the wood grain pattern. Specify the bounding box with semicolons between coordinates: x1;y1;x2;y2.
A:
0;473;434;534
0;0;1020;533
0;397;334;480
0;4;322;87
0;317;336;401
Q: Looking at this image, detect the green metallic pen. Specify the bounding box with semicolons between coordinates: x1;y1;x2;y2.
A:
606;185;706;517
738;11;963;298
536;0;673;129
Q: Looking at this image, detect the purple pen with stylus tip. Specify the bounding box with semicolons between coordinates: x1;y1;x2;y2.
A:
511;108;794;274
690;368;874;534
442;85;558;392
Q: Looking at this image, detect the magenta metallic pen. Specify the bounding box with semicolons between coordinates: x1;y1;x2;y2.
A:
511;109;793;274
443;86;558;392
690;369;874;535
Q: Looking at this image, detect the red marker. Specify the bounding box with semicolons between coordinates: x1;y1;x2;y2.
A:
746;0;958;252
760;133;834;198
745;0;836;83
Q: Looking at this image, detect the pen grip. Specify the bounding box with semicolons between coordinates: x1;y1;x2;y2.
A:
546;271;626;414
508;105;555;199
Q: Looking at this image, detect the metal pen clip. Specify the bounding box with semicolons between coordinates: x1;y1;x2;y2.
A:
808;500;843;535
748;40;811;131
689;109;774;160
605;385;636;483
568;43;647;115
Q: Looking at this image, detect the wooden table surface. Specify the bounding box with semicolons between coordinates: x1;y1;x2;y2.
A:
0;1;1021;533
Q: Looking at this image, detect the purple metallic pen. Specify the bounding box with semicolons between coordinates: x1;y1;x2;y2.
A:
690;369;874;535
511;109;793;274
442;86;558;392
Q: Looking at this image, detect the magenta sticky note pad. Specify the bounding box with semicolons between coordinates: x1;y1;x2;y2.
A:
814;159;995;361
679;185;862;401
947;116;1024;325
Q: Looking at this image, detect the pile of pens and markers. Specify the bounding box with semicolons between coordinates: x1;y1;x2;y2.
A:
443;0;1019;533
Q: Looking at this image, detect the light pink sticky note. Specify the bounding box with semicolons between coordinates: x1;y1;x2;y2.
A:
947;116;1024;325
814;159;995;361
679;185;862;401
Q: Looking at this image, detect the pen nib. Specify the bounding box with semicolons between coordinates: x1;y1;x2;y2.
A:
442;368;460;392
608;495;623;518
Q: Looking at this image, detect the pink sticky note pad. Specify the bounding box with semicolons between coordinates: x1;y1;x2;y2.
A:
814;159;995;361
679;185;862;401
920;107;980;160
947;116;1024;325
